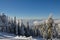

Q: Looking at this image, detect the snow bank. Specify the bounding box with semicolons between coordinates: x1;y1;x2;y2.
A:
13;36;32;40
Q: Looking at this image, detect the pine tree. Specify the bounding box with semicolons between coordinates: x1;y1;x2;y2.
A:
46;15;54;39
14;16;16;34
20;21;25;36
25;21;30;37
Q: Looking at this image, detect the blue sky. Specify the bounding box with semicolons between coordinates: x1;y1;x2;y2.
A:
0;0;60;19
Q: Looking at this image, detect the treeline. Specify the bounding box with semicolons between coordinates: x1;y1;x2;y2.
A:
0;13;42;37
0;13;58;39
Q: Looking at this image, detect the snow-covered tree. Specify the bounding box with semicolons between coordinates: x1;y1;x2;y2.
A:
46;15;54;39
24;21;30;37
20;21;25;36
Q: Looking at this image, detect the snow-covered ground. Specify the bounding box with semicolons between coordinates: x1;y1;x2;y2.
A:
0;32;60;40
0;32;39;40
0;32;42;40
0;32;16;39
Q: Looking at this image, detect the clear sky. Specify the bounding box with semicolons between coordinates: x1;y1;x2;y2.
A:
0;0;60;19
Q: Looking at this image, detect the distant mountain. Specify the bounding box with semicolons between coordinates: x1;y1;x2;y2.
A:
21;19;60;27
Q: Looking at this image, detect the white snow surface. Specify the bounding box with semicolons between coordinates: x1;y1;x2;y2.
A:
0;32;60;40
0;32;42;40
